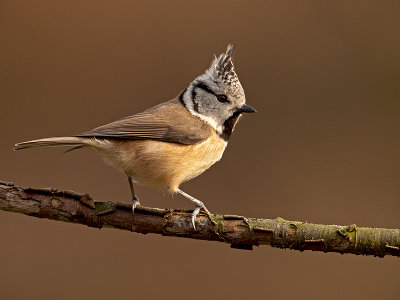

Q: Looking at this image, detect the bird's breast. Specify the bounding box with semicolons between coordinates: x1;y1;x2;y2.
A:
112;131;227;192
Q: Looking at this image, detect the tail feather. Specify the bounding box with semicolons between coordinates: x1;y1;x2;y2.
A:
14;137;87;151
63;145;84;153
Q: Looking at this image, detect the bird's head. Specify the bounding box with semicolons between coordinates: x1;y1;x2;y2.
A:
181;44;256;139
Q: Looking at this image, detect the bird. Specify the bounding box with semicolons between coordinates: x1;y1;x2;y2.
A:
14;44;256;229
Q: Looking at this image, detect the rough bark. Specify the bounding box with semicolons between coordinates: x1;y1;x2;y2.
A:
1;180;399;257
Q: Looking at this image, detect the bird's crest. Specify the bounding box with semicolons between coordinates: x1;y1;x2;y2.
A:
205;44;240;88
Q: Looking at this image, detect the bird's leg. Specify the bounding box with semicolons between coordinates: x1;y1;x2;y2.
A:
177;189;210;230
128;177;140;215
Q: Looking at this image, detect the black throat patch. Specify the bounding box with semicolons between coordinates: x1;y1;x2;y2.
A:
219;112;242;141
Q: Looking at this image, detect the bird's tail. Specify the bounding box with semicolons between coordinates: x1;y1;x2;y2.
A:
14;137;88;151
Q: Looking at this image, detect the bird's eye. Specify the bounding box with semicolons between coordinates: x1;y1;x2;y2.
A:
216;94;228;103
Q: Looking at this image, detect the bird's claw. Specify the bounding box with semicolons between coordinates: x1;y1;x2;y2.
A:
191;202;211;230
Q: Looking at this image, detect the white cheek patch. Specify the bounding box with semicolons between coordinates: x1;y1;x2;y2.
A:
182;89;223;134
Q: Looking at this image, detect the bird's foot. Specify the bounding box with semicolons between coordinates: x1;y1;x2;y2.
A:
132;196;140;215
191;201;211;230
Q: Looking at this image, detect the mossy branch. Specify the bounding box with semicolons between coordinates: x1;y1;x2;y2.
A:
1;180;399;257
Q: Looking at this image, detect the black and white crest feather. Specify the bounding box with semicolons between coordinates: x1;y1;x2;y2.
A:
206;44;240;88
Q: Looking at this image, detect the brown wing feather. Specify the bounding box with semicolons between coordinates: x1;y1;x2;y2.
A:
76;98;211;145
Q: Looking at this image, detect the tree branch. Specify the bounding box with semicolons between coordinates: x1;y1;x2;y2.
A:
1;180;399;257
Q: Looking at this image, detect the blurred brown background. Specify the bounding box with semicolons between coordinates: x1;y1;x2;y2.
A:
1;1;399;299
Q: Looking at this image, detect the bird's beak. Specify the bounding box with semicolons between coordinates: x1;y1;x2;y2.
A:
238;104;257;113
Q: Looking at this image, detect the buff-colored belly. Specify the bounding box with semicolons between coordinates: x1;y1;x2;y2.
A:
98;133;227;192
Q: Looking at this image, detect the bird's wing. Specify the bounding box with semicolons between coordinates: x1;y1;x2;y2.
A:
76;98;211;145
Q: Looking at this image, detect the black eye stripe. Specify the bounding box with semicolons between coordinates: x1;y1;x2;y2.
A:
194;81;215;95
194;81;230;104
